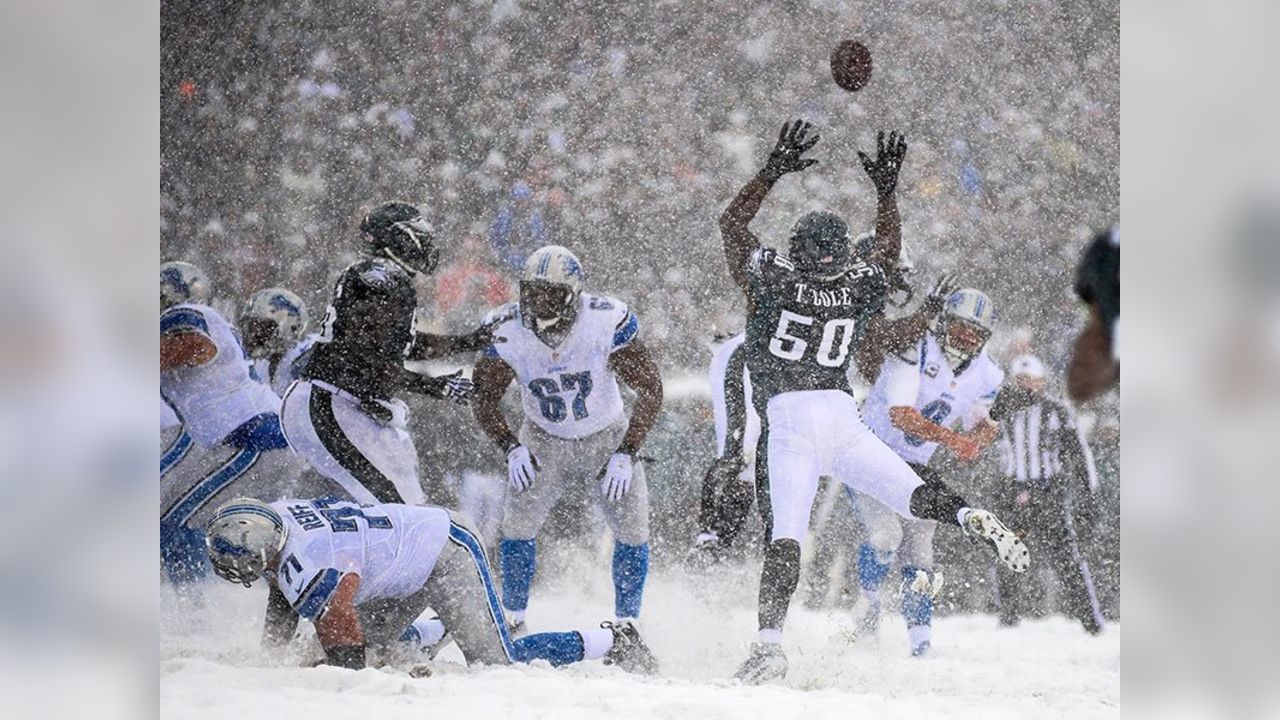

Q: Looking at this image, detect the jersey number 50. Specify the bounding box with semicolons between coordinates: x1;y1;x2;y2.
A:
769;311;857;367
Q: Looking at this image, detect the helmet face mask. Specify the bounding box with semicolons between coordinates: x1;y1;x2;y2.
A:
205;499;287;589
938;288;996;366
520;245;584;331
788;211;853;280
360;202;440;276
240;288;307;357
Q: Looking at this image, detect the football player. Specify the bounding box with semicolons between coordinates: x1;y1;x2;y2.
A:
205;498;657;673
849;288;1006;657
1067;226;1119;402
239;287;314;397
280;202;491;507
160;261;300;583
720;120;1028;683
471;245;663;646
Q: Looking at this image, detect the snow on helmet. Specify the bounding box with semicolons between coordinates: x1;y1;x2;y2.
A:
937;288;996;366
520;245;585;329
359;201;440;275
161;261;211;309
788;211;852;280
240;288;308;356
205;499;287;588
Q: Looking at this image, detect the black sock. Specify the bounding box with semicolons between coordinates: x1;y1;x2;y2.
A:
909;479;968;526
758;538;802;632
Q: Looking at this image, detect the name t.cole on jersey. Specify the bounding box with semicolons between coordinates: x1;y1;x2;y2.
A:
792;264;878;307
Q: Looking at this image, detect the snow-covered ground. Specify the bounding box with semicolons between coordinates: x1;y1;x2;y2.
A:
161;561;1118;719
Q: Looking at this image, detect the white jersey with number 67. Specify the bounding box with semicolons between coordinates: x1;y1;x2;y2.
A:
481;294;640;439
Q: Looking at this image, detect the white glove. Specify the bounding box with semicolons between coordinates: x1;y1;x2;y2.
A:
507;445;538;492
599;452;634;502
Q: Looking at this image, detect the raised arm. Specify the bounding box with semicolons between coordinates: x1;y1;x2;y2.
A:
855;273;957;384
857;130;908;271
721;120;820;294
408;319;500;360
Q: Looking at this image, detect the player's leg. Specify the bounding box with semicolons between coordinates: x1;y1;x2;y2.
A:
735;395;823;684
161;441;258;584
846;488;903;639
832;411;1029;573
498;422;569;627
587;421;653;622
279;380;423;505
695;338;750;552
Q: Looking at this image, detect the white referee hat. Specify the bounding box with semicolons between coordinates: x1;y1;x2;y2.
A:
1010;354;1046;379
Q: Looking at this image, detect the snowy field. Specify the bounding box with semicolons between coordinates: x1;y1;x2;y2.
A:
161;556;1118;720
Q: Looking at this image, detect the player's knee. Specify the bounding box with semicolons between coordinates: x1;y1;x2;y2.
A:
867;519;903;551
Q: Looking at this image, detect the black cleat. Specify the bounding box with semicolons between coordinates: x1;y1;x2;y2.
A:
733;642;788;684
602;620;659;675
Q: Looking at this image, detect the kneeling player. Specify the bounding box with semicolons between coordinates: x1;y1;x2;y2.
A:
849;287;1005;656
205;498;657;673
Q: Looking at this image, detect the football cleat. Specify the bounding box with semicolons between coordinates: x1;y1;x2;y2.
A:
602;620;659;675
734;642;788;684
962;509;1030;573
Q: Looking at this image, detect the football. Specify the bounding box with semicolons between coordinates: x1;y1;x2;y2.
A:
830;40;872;92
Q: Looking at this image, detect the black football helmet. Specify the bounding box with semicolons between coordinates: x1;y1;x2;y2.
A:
360;202;440;276
788;211;853;280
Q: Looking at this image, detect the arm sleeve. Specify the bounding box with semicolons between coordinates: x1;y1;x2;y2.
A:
611;305;640;351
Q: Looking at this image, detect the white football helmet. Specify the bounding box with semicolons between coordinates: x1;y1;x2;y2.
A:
520;245;585;329
205;499;287;588
937;288;996;366
240;288;308;355
160;261;211;309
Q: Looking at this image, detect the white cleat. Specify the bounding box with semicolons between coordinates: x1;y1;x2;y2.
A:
962;509;1030;573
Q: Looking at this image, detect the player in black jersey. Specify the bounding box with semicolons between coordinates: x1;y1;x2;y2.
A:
280;202;493;507
1067;226;1119;402
723;121;1029;684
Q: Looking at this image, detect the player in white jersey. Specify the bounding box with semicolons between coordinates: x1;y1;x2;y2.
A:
850;288;1005;656
160;261;301;583
205;498;657;672
239;287;310;397
472;245;664;642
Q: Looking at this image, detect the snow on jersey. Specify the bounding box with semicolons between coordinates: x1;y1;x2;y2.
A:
160;303;282;447
482;293;639;439
271;498;451;620
862;331;1004;465
743;247;887;402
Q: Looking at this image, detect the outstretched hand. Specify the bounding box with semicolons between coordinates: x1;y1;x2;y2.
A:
923;272;959;315
763;120;820;179
858;130;908;198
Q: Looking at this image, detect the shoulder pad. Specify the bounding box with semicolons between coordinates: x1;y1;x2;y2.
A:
161;305;210;335
343;258;412;292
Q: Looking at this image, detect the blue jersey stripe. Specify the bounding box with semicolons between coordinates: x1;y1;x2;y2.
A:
448;523;515;661
161;431;193;476
612;312;639;349
161;307;209;335
161;448;260;528
294;568;343;620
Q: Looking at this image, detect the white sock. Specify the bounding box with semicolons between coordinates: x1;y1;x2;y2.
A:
580;628;614;660
956;507;972;526
506;608;526;625
758;628;783;645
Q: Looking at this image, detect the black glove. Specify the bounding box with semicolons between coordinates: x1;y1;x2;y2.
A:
763;120;820;179
858;130;908;198
448;320;502;354
923;272;959;315
434;370;475;404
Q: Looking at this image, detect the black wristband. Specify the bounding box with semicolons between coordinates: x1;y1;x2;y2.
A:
324;644;366;670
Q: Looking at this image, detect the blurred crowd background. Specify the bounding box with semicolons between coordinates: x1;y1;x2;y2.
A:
161;0;1118;622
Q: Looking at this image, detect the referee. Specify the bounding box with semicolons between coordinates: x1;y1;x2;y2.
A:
992;354;1106;634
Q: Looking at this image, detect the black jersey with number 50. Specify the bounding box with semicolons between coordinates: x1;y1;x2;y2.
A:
743;247;887;403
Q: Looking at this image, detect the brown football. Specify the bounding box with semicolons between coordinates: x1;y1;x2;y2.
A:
830;40;872;92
